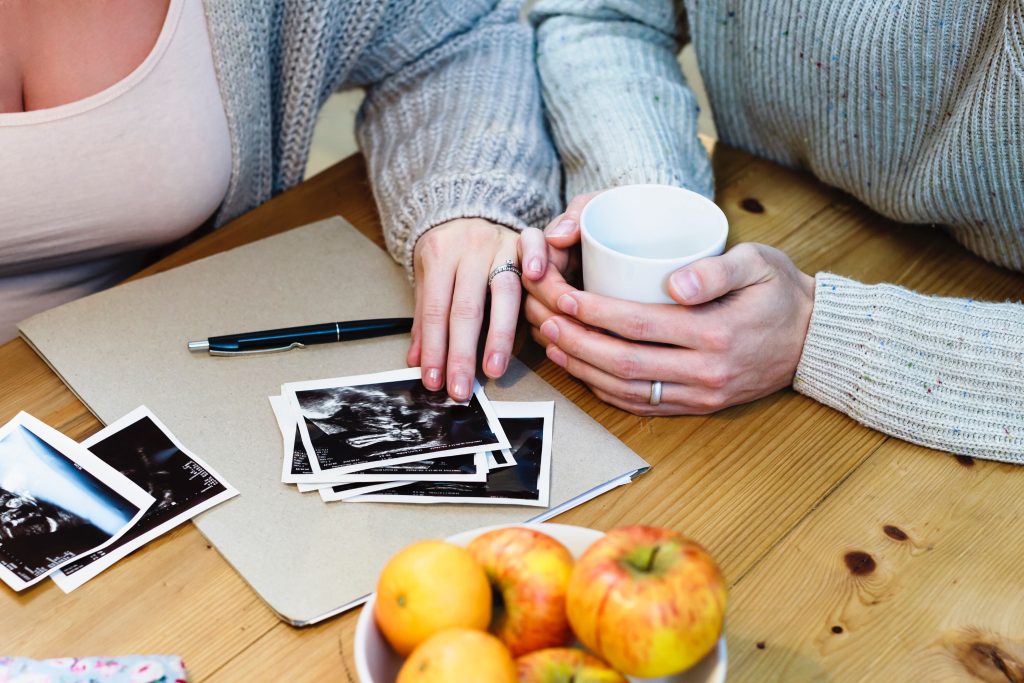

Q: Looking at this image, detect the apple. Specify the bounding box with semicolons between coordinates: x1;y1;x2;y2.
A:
466;527;575;656
567;526;727;678
516;648;627;683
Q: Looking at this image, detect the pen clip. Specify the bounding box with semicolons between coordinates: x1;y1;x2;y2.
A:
210;342;307;356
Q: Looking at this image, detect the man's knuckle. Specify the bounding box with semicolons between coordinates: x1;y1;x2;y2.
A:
622;383;648;404
695;391;729;413
700;327;732;351
632;403;657;417
623;314;653;340
613;353;641;380
561;329;584;356
699;365;731;390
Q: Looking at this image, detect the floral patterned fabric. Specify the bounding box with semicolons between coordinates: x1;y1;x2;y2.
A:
0;657;187;683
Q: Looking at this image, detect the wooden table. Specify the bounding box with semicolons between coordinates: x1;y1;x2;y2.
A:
3;145;1023;682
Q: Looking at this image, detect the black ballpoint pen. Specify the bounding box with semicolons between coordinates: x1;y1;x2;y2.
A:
186;318;413;356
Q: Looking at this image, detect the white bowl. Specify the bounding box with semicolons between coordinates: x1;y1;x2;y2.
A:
355;523;726;683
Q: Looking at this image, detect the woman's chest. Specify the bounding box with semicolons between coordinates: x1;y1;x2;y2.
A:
0;0;170;113
0;0;231;273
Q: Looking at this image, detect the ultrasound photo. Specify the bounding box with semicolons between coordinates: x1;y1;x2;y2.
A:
51;407;237;592
346;402;553;508
270;396;488;487
0;413;153;591
282;368;509;478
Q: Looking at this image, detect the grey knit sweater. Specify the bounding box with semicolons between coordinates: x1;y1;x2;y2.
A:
204;0;559;270
532;0;1024;462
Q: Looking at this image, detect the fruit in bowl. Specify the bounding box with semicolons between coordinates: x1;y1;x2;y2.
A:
516;647;626;683
374;540;492;656
467;527;575;657
356;523;727;683
397;628;516;683
567;526;727;678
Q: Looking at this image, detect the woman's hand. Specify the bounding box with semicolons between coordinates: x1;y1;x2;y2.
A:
521;200;816;414
409;218;522;401
519;192;598;284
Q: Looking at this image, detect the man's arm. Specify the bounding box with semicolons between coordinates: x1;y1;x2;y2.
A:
796;275;1024;462
531;0;712;198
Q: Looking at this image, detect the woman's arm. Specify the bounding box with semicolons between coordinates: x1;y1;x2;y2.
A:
796;275;1024;462
531;0;712;198
349;0;561;400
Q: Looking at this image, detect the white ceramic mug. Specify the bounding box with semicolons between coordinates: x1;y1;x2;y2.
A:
580;184;729;304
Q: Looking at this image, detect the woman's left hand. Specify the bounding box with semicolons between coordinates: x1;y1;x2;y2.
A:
523;242;817;415
409;218;522;401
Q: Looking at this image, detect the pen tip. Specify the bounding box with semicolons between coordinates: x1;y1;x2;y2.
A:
187;340;210;352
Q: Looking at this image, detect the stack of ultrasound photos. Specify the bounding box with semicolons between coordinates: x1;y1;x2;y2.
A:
0;408;236;594
271;367;554;508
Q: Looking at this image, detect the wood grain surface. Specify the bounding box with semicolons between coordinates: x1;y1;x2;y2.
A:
2;146;1021;682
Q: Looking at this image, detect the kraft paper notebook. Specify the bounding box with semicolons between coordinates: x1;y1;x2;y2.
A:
19;217;650;626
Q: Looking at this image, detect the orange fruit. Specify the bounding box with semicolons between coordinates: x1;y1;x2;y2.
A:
374;540;491;656
397;628;516;683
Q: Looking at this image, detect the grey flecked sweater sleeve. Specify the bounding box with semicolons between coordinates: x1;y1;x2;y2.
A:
350;0;562;273
530;0;712;199
796;274;1024;462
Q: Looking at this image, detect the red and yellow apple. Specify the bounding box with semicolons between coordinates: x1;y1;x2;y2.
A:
566;526;727;678
467;527;575;656
516;648;627;683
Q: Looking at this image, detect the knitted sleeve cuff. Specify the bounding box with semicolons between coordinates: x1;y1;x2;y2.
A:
794;273;1024;462
382;173;559;275
792;274;876;420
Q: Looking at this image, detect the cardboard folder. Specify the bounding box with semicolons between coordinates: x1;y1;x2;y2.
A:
19;218;650;625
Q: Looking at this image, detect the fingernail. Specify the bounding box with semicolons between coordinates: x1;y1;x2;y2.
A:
546;345;567;367
557;293;578;316
487;352;508;375
540;319;559;342
549;219;575;236
451;376;470;400
424;367;442;388
527;257;542;275
671;270;701;300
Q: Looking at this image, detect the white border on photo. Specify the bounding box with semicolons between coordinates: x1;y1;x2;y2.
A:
345;401;554;508
281;368;510;482
269;395;312;485
269;396;488;485
0;412;155;591
49;407;239;593
318;481;410;503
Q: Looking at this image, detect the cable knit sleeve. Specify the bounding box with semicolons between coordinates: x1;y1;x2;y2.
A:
530;0;712;200
349;0;561;273
794;274;1024;462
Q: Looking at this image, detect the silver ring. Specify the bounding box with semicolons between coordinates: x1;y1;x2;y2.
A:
488;259;522;285
649;380;663;406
